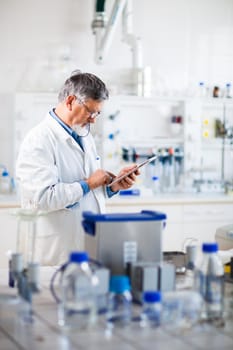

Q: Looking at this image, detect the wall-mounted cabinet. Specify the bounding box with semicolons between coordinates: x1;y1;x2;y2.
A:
100;95;185;191
101;95;233;192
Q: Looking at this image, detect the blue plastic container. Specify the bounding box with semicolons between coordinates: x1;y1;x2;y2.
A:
82;210;167;274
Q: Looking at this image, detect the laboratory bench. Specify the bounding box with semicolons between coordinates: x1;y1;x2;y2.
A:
1;191;233;208
0;193;20;208
0;192;233;268
0;268;233;350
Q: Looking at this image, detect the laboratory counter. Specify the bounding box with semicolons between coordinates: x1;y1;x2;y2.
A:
1;192;233;209
0;194;20;208
0;269;233;350
106;191;233;206
1;192;233;258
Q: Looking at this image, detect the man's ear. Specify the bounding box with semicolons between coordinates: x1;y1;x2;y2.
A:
66;95;75;111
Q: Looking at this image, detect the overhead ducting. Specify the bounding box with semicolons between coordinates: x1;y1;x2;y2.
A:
92;0;142;68
92;0;151;96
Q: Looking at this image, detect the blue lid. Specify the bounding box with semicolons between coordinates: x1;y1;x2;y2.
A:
226;83;231;87
143;291;161;303
119;189;140;196
2;170;9;177
69;251;89;263
108;133;114;140
202;243;218;253
152;176;159;181
82;210;166;222
199;81;204;86
110;275;131;293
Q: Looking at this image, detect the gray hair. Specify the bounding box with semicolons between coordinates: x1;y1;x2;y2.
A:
58;70;109;102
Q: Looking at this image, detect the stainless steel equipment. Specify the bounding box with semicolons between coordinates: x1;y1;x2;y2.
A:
82;210;167;275
129;261;175;303
215;224;233;250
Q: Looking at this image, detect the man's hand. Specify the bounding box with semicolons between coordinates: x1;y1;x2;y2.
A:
86;169;112;189
109;164;140;192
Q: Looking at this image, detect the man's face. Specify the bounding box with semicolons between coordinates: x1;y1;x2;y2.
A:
70;96;103;128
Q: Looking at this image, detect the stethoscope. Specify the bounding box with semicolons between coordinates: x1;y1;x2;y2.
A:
74;123;91;137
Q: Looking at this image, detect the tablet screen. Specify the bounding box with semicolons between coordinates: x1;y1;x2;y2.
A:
107;155;157;187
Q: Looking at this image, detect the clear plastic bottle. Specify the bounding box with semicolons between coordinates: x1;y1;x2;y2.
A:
225;83;232;98
106;275;132;330
0;169;12;194
161;290;203;330
182;244;198;290
140;291;162;328
198;81;206;97
194;243;224;321
152;176;160;194
58;251;99;330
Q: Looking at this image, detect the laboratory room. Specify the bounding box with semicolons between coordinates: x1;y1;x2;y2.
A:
0;0;233;348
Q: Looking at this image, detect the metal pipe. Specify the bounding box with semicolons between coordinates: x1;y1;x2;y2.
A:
95;0;105;12
97;0;127;63
122;0;143;69
221;103;226;182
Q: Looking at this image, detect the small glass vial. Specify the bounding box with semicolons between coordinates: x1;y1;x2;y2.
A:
152;176;160;194
213;86;220;98
0;169;12;194
198;82;206;97
140;291;162;328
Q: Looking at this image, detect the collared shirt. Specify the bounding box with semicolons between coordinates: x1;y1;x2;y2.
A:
49;109;84;150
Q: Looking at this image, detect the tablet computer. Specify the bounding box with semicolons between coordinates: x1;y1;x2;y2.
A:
107;155;157;187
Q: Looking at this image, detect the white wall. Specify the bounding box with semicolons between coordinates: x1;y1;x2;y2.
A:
0;0;233;173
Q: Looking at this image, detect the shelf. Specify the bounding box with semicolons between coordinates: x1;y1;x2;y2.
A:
201;139;233;149
121;137;183;147
110;95;185;106
202;98;233;109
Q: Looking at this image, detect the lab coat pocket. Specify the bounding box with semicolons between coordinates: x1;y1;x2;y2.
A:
34;209;82;265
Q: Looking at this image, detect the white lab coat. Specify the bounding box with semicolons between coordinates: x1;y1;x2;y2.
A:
16;113;106;266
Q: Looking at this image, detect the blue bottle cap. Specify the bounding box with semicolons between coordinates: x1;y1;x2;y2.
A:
2;170;9;177
143;291;161;303
202;243;218;253
110;275;131;293
69;251;89;263
152;176;159;181
108;133;114;140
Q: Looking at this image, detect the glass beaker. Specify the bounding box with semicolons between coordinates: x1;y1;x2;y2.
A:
10;208;45;266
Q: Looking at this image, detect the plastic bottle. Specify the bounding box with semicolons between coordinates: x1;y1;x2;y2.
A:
225;83;232;98
162;290;203;330
152;176;160;194
106;275;132;330
0;169;12;194
198;82;206;97
140;291;162;328
182;244;198;290
58;251;99;330
194;242;224;322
